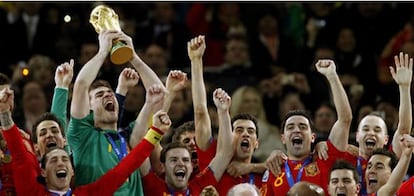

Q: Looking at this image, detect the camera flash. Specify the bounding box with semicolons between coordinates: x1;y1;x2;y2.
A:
64;15;71;23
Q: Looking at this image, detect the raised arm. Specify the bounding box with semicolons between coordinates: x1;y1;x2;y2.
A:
163;70;188;113
315;60;352;151
115;68;140;128
188;35;212;151
71;30;121;119
208;88;233;181
0;88;43;195
390;52;413;158
377;134;413;196
139;110;172;177
130;84;165;148
119;31;165;91
51;59;74;131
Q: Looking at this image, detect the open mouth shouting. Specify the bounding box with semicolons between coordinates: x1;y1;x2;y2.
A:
367;174;378;190
56;169;68;179
46;141;57;148
104;100;115;112
240;139;250;152
291;136;303;148
174;168;186;181
365;138;376;149
336;189;346;196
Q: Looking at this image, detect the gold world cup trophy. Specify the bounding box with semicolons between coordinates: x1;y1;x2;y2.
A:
89;5;133;65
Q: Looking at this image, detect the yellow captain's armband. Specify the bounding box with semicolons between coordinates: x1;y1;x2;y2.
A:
144;128;163;145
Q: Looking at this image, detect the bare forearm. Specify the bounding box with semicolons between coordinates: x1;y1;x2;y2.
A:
130;103;152;147
0;111;14;130
130;54;164;90
76;52;106;86
394;86;412;156
191;58;212;149
327;74;352;151
378;151;412;196
216;109;232;157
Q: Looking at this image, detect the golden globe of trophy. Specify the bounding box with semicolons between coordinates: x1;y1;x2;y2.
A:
89;5;133;65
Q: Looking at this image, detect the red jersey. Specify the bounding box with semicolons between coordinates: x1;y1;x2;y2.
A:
196;138;217;170
397;176;414;196
215;172;262;195
142;167;217;195
197;138;262;195
0;127;38;196
3;124;156;196
261;140;345;195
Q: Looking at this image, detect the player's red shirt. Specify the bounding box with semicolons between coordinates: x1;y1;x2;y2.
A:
397;176;414;196
142;167;217;195
197;138;263;195
261;140;345;195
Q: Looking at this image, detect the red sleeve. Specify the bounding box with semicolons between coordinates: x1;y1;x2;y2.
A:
76;139;155;195
397;176;414;196
260;170;275;196
142;171;167;195
2;125;45;195
189;167;217;195
197;139;217;170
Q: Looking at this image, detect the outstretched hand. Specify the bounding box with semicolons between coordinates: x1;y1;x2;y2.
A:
55;59;74;88
390;52;413;86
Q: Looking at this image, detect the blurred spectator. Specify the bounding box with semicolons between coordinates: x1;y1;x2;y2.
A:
186;3;247;67
14;81;48;134
139;43;169;78
249;13;297;76
136;2;190;69
209;37;256;95
2;2;58;66
313;102;336;144
230;86;285;163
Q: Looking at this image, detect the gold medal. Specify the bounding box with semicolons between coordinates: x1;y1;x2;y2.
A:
2;154;12;164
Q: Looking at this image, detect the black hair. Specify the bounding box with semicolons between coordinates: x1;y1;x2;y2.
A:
231;113;259;138
371;148;398;170
172;121;195;142
281;110;315;133
329;160;359;184
32;112;65;144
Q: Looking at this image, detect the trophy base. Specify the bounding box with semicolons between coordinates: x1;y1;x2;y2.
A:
110;42;133;65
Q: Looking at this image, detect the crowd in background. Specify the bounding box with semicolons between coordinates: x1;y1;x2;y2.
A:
1;1;414;180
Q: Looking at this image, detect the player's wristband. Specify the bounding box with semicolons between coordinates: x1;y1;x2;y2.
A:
144;127;164;145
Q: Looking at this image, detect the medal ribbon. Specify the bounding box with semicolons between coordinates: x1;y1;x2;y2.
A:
285;157;312;188
105;132;127;160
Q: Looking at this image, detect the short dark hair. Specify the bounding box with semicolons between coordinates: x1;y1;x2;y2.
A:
330;160;359;183
32;112;65;143
89;80;112;93
371;148;398;170
0;73;11;85
40;147;67;169
281;110;314;133
160;141;189;163
38;147;72;185
173;121;195;142
231;113;259;138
